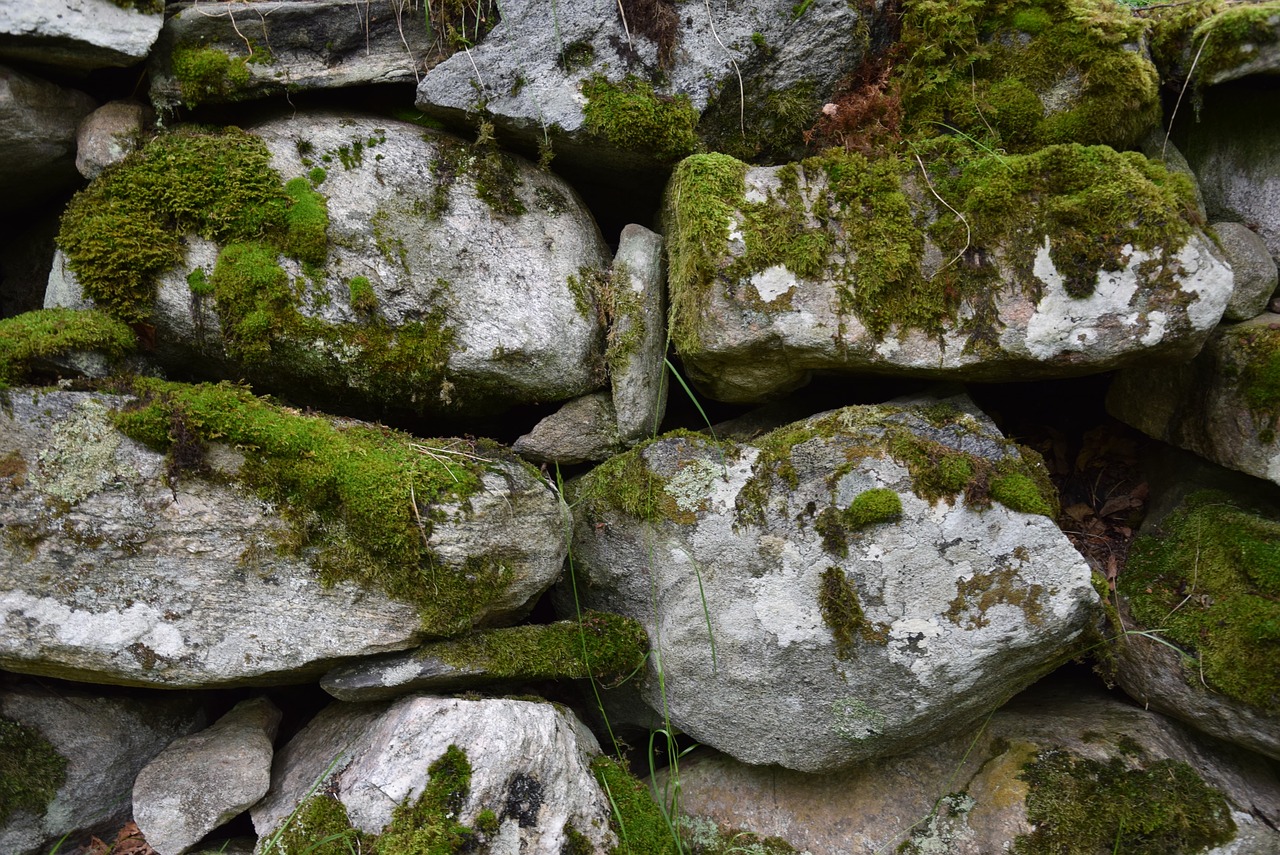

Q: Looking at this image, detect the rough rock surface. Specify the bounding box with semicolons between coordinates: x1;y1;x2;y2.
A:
133;697;280;855
0;387;569;687
414;0;872;173
564;395;1097;771
47;113;611;418
0;65;95;213
149;0;432;111
665;150;1233;403
0;682;205;855
611;224;668;444
658;678;1280;855
75;100;151;180
1181;83;1280;265
1108;314;1280;486
251;696;614;852
513;392;623;464
1215;221;1279;321
0;0;163;70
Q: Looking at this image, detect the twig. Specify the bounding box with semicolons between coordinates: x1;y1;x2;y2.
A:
704;0;745;137
914;153;971;277
1164;33;1209;159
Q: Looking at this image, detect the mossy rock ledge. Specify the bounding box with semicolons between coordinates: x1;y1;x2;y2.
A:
663;146;1232;403
250;696;616;853
0;385;569;688
562;394;1097;772
48;114;611;419
1109;314;1280;487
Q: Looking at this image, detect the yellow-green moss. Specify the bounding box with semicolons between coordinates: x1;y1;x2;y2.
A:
819;566;886;659
111;378;522;634
269;793;370;855
582;75;700;163
433;611;649;683
591;756;680;855
1191;0;1280;82
0;716;68;824
348;276;379;315
0;308;136;389
1119;491;1280;712
282;177;330;266
817;488;904;556
56;128;307;323
895;0;1161;152
1013;749;1236;854
170;46;252;108
665;142;1199;353
1222;323;1280;439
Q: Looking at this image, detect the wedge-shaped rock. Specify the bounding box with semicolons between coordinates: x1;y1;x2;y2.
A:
149;1;433;111
657;679;1279;855
563;395;1096;772
48;114;610;419
1108;314;1280;486
0;0;163;71
664;146;1232;402
251;696;615;853
0;383;568;687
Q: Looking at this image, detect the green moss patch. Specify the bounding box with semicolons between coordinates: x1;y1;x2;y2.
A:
664;142;1198;353
433;611;648;683
0;716;68;824
111;377;524;634
1013;749;1236;854
0;308;136;389
818;566;887;659
582;75;699;163
895;0;1160;153
57;127;306;323
1119;490;1280;712
1167;0;1280;84
591;756;680;855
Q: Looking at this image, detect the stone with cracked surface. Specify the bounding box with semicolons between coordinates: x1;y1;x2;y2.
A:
133;697;281;855
561;394;1097;772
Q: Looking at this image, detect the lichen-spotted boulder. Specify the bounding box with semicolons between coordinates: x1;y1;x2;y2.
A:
562;394;1097;772
1108;314;1280;486
664;145;1232;403
250;696;615;853
0;382;569;688
47;113;611;419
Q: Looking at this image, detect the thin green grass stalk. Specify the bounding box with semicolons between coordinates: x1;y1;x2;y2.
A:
260;750;353;854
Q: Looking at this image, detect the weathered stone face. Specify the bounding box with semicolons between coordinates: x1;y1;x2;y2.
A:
664;147;1233;403
0;386;569;688
0;65;96;214
0;0;164;71
562;395;1097;772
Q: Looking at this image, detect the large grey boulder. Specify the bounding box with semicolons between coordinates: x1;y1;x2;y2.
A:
0;0;163;71
149;0;433;112
0;385;569;687
414;0;874;173
0;682;205;855
1181;83;1280;265
47;113;611;419
0;65;94;213
251;696;615;853
1108;314;1280;486
563;394;1097;771
133;697;282;855
664;146;1232;403
658;678;1280;855
1215;222;1279;321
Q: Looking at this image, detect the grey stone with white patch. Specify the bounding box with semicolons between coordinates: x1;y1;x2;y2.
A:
0;388;569;687
561;395;1097;772
0;0;163;71
251;696;615;853
133;697;281;855
0;682;205;855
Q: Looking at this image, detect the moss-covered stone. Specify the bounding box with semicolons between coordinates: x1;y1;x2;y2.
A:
1013;749;1236;854
664;142;1199;353
894;0;1161;152
1150;0;1280;85
1119;490;1280;713
0;716;68;824
0;308;136;389
697;78;822;164
433;611;648;683
582;75;700;163
111;378;524;634
1222;322;1280;437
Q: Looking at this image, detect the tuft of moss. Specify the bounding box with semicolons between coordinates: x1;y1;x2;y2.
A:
582;75;700;163
270;793;371;855
0;716;68;824
989;472;1054;516
375;745;478;854
282;177;330;266
170;46;252;108
1013;749;1236;854
433;611;649;683
348;276;379;315
591;756;680;855
0;308;136;389
1190;0;1280;83
111;378;520;634
819;566;873;659
843;487;904;529
1119;491;1280;712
